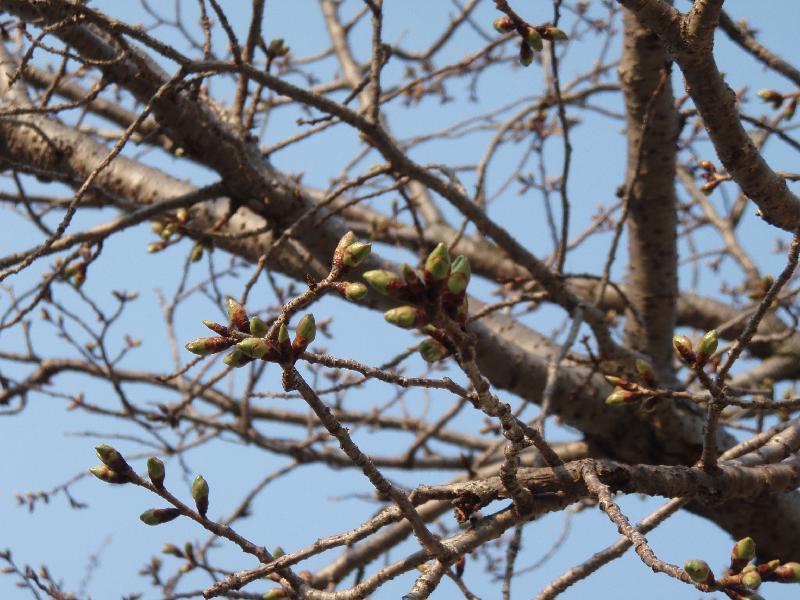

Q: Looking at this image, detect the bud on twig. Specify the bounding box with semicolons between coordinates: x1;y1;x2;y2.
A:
635;359;656;387
540;25;569;41
341;242;372;268
695;329;718;367
424;242;451;284
89;465;129;484
237;337;276;359
192;475;209;518
684;559;714;584
455;555;466;578
604;387;642;406
249;315;268;338
419;338;449;363
202;320;229;335
673;335;695;365
730;537;756;573
402;264;425;297
162;543;184;557
492;16;514;34
95;444;132;475
343;282;368;301
447;255;471;296
190;244;204;262
773;562;800;583
226;298;250;332
140;508;181;526
185;336;234;356
223;349;251;368
384;306;428;329
363;270;406;296
524;26;543;51
741;569;762;589
519;42;534;67
147;457;165;488
292;314;316;353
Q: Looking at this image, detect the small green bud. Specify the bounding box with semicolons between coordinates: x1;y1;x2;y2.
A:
384;306;428;329
162;543;184;557
344;282;368;301
147;241;166;253
335;231;357;252
363;270;404;296
95;444;131;474
223;349;250;368
492;16;514;34
262;591;282;600
226;298;250;332
684;559;713;584
525;26;543;51
341;242;372;268
89;465;128;484
272;546;285;559
147;457;165;488
542;25;569;41
605;387;642;406
695;329;719;366
192;475;209;518
140;508;181;526
673;335;695;365
519;42;534;67
732;537;756;562
160;223;178;239
424;242;451;283
774;562;800;583
419;338;448;363
237;337;272;359
293;314;316;352
267;37;289;57
402;264;425;296
742;569;762;589
202;320;229;335
447;255;471;295
190;244;204;262
758;559;781;575
249;315;268;338
151;221;164;234
634;359;656;387
185;336;234;356
278;323;289;345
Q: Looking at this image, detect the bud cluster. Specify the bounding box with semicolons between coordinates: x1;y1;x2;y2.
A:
148;208;193;254
332;231;372;272
602;359;657;407
673;330;718;369
491;14;569;67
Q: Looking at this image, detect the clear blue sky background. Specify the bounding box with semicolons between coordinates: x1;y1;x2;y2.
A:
1;1;798;599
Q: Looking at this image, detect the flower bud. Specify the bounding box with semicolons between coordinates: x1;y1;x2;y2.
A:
384;306;428;329
226;298;250;332
492;16;514;33
267;38;289;57
140;508;181;526
249;315;268;338
402;264;425;297
742;569;762;589
424;242;451;283
147;457;165;488
344;282;368;301
278;323;290;344
223;349;251;368
237;337;274;359
293;314;316;352
541;26;569;41
673;335;695;365
162;543;184;557
732;537;756;564
160;222;177;239
634;359;656;387
89;465;128;484
185;336;234;356
447;255;471;295
757;559;780;575
684;559;713;584
519;42;534;67
192;475;209;518
95;444;132;474
202;320;229;335
525;26;543;51
774;562;800;583
190;244;204;262
419;338;449;363
272;546;285;559
151;221;164;235
695;329;718;366
363;270;405;296
147;241;166;253
341;242;372;268
604;387;641;406
336;231;357;252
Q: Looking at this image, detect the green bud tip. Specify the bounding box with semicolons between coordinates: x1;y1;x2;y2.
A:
190;244;204;262
684;559;712;583
249;315;268;338
185;336;232;356
336;231;356;252
545;26;569;41
774;562;800;583
424;242;451;282
344;282;368;301
237;337;270;359
419;338;448;363
140;508;181;526
519;42;534;67
223;349;249;368
162;543;183;557
95;444;128;472
226;297;249;330
147;457;165;486
673;335;694;364
733;537;756;561
278;323;289;344
89;465;128;484
492;16;514;34
525;26;543;51
363;270;403;295
295;314;316;344
342;242;372;268
742;569;762;590
272;546;285;559
604;388;627;406
384;306;427;329
695;329;719;364
447;255;471;295
192;475;209;500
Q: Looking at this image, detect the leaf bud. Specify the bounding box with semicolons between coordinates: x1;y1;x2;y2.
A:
604;387;641;406
272;546;285;559
673;335;695;365
424;242;451;284
773;562;800;583
249;315;268;338
402;264;425;296
742;569;762;590
190;244;204;262
95;444;132;475
384;306;428;329
634;359;656;387
492;16;514;33
684;559;713;584
335;231;357;252
732;537;757;563
341;242;372;268
237;337;273;359
147;457;165;488
418;338;449;363
541;25;569;41
192;475;209;518
525;26;543;51
140;508;181;526
519;42;534;67
202;320;229;335
695;329;718;366
223;349;251;368
185;336;234;356
363;270;405;296
226;298;250;332
292;314;316;352
447;255;471;295
344;282;368;301
89;465;129;484
147;241;166;253
162;543;184;558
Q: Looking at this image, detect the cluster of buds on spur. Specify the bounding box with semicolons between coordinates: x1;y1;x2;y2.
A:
757;88;797;120
492;15;569;67
683;537;800;598
148;207;200;255
363;242;471;363
89;444;135;484
603;358;657;407
673;329;718;369
697;159;731;195
332;231;372;272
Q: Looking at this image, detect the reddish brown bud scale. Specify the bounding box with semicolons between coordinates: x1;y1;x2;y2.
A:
226;298;250;333
140;508;182;526
292;314;316;353
384;306;429;329
519;42;534;67
89;465;129;484
185;336;234;356
455;555;466;577
202;320;229;336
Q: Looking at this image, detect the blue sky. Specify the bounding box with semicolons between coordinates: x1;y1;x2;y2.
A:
1;1;799;599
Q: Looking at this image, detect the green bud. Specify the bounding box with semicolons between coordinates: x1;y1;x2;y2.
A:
190;244;204;262
249;315;268;338
147;241;165;253
293;314;316;352
419;338;448;363
226;298;249;332
605;387;641;406
185;336;234;356
160;223;178;239
162;543;184;557
272;546;285;559
673;335;695;365
267;37;289;57
519;42;534;67
424;242;451;283
202;320;229;335
402;264;425;296
525;26;543;51
695;329;718;366
89;465;128;484
344;282;368;301
262;591;282;600
492;16;514;34
147;457;165;488
278;323;289;345
223;349;250;368
634;359;656;387
733;537;756;562
542;25;569;41
151;221;164;235
742;569;762;589
192;475;209;517
447;255;471;295
237;337;272;359
140;508;181;526
384;306;428;329
335;231;357;253
684;559;713;584
95;444;131;474
758;559;780;575
342;242;372;268
363;270;404;296
774;562;800;583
